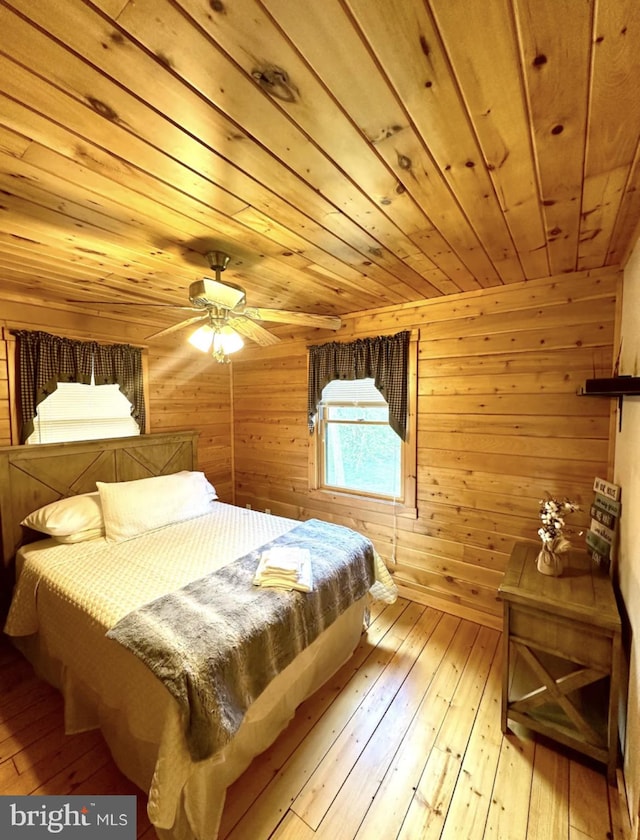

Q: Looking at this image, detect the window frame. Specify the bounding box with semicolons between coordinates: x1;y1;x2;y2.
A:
308;332;417;519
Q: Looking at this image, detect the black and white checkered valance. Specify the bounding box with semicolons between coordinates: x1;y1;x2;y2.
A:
14;330;145;443
307;331;410;441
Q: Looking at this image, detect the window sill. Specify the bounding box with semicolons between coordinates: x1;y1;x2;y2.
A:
308;487;417;520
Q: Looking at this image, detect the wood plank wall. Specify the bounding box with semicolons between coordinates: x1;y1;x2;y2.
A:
0;300;233;500
0;339;8;446
232;268;619;628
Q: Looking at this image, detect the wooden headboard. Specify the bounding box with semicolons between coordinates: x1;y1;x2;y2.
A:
0;432;199;566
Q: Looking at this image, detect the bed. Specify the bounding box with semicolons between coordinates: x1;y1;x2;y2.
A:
0;432;397;840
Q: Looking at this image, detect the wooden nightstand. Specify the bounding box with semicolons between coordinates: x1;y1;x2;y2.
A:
499;541;622;782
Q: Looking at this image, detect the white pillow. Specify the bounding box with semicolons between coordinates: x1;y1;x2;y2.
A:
97;471;215;543
21;492;105;539
54;528;106;544
176;470;218;501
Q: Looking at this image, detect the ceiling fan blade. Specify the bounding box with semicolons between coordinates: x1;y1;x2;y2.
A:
228;316;280;346
66;299;202;310
146;315;208;340
243;307;341;330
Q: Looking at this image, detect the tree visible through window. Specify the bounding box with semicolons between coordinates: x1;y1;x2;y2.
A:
319;378;401;500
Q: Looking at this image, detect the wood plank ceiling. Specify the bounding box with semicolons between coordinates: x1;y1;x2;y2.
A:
1;0;639;339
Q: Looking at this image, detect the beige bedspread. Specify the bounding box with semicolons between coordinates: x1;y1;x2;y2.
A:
7;503;300;636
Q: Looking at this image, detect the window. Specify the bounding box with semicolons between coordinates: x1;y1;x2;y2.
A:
308;333;417;516
5;329;149;445
27;380;140;444
319;379;401;499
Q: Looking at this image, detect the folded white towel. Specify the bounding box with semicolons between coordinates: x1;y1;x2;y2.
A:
253;547;313;592
261;547;306;573
261;563;298;580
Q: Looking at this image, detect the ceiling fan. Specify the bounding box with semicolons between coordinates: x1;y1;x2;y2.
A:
70;251;342;361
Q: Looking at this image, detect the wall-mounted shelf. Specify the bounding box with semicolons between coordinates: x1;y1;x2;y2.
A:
577;376;640;397
577;376;640;430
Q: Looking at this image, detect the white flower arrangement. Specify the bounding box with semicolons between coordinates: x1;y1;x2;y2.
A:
538;496;580;554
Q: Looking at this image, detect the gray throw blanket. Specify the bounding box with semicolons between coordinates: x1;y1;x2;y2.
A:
106;519;375;761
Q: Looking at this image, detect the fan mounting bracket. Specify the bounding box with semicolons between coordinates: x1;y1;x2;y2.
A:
205;251;231;273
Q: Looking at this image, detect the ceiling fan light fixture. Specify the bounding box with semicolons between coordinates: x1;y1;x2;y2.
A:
188;324;214;353
213;325;244;358
188;323;243;361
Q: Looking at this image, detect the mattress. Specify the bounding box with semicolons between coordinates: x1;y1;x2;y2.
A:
4;503;396;840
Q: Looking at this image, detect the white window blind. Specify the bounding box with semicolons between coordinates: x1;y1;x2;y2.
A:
320;378;384;403
27;381;140;445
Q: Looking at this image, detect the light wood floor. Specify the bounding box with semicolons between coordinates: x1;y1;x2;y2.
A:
0;598;630;839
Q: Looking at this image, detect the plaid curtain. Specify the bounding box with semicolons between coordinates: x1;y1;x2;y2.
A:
308;331;410;441
15;330;145;443
93;341;146;430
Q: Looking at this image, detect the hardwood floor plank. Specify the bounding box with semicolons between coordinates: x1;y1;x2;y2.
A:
0;657;35;695
0;692;64;741
311;614;466;838
437;642;504;840
0;709;62;763
0;757;19;789
527;742;570;840
609;772;633;840
483;726;535;839
12;726;98;775
395;628;500;840
354;620;483;839
569;759;611;839
0;682;58;728
269;812;315;839
569;828;596;840
30;742;113;796
0;674;48;712
0;730;103;795
433;626;500;757
293;611;457;830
